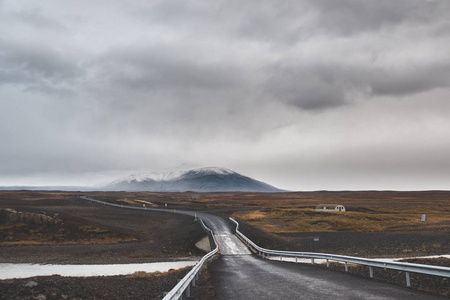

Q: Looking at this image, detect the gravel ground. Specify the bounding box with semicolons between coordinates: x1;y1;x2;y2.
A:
0;194;206;264
235;217;450;258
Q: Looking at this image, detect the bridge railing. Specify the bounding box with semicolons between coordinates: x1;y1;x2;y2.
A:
229;217;450;287
163;218;218;300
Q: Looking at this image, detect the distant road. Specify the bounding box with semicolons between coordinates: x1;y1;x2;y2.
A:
80;196;446;299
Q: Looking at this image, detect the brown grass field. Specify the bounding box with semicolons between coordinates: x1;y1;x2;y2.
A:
80;190;450;234
2;190;448;252
1;190;449;257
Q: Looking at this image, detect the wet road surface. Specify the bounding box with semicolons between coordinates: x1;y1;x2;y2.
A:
208;255;446;299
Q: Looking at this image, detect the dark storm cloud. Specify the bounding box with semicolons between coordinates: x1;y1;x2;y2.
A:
3;0;448;108
11;7;67;31
0;40;83;90
264;63;348;110
123;0;450;110
145;0;449;43
267;59;450;110
307;0;446;36
367;63;450;97
98;46;241;92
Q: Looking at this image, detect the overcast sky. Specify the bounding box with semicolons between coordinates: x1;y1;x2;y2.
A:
1;0;450;190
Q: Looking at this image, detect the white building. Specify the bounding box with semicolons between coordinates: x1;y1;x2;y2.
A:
315;204;346;212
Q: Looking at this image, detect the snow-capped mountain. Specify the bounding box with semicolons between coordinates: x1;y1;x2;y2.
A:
102;167;282;192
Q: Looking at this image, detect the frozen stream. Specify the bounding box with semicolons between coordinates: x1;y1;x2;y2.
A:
0;261;198;280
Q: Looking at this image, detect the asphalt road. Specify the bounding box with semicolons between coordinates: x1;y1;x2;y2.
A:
80;197;447;299
209;255;448;300
182;208;445;299
195;211;446;300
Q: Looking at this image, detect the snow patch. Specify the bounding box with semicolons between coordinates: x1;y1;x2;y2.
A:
111;167;236;184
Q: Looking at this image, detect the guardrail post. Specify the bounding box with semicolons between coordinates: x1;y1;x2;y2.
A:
295;257;298;263
311;258;314;264
326;259;329;267
186;284;191;298
369;266;373;278
406;272;411;287
345;262;348;272
280;256;283;261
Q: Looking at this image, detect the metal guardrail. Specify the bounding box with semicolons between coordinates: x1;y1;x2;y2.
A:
78;196;218;300
80;196;172;212
163;219;218;300
229;217;450;287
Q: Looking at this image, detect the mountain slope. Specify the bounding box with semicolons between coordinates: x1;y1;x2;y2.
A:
103;167;282;192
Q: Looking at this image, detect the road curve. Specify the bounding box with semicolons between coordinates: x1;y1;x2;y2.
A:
79;197;446;299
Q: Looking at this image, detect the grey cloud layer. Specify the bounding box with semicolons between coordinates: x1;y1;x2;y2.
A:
1;0;450;189
2;0;450;108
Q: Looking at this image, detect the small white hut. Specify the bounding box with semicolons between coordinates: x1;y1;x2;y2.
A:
315;204;346;212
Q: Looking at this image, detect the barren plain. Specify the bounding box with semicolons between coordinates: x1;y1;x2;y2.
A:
0;190;449;299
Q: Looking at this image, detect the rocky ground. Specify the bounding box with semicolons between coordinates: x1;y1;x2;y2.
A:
0;266;215;300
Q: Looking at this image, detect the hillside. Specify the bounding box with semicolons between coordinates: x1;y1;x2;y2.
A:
103;167;282;192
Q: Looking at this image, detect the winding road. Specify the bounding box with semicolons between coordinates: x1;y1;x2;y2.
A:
81;197;446;299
